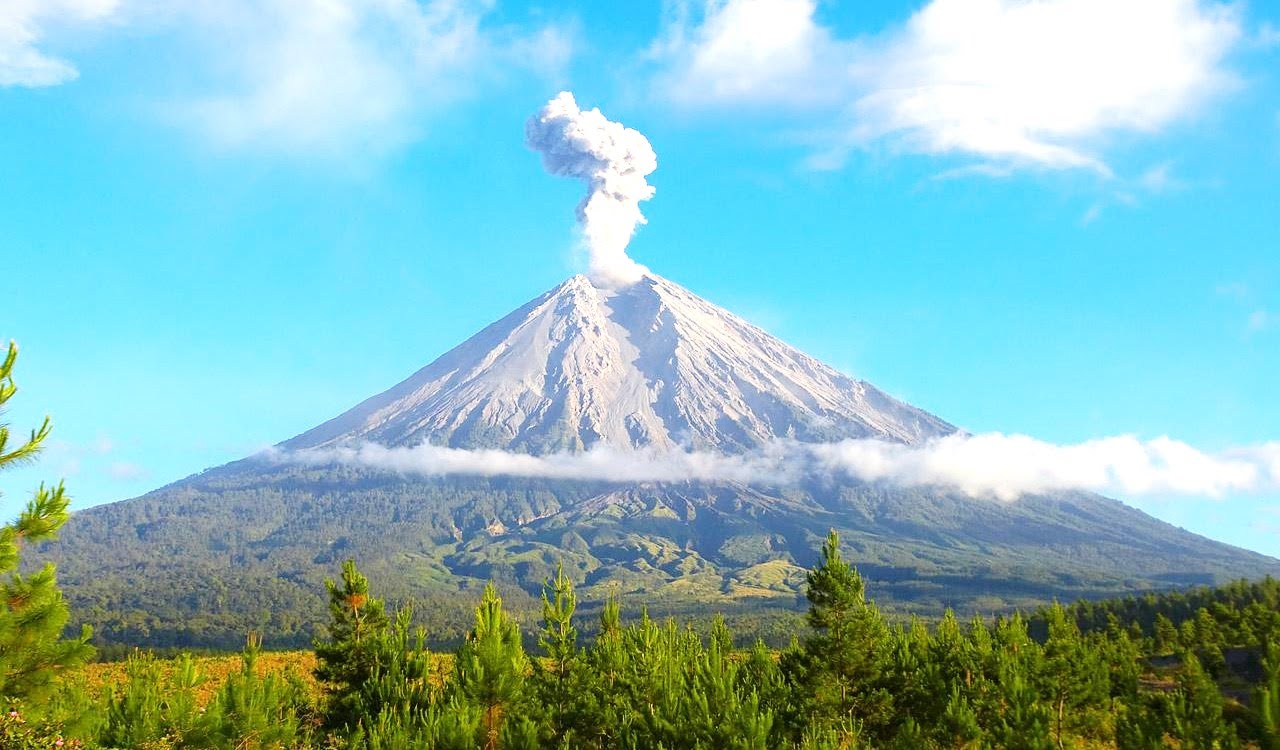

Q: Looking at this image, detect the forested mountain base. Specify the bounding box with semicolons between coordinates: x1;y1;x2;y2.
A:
38;461;1280;651
6;342;1280;748
16;534;1280;749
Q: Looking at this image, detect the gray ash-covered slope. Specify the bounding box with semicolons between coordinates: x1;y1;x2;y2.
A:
40;274;1280;649
284;273;954;454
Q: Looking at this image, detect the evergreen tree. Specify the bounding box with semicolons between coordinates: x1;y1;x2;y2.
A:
0;342;93;708
314;559;391;729
1039;604;1108;748
788;530;893;740
453;582;531;750
533;563;585;745
1257;641;1280;750
1115;694;1170;750
206;634;314;749
1169;653;1238;749
1154;613;1179;654
996;669;1054;750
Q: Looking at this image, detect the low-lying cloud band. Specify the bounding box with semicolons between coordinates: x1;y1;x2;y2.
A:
269;433;1280;502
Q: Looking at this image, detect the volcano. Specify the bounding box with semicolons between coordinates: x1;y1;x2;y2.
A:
40;274;1280;649
284;274;953;454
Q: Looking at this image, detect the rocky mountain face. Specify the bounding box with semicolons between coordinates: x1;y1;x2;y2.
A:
38;274;1280;649
284;274;954;454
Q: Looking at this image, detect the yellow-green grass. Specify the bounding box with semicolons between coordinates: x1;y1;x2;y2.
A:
80;651;321;705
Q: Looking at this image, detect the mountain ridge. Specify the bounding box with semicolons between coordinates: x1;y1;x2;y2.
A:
284;274;955;455
36;272;1280;649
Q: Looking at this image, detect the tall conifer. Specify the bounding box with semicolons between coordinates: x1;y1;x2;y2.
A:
0;342;92;707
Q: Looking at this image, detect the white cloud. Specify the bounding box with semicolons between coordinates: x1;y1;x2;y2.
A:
2;0;573;156
274;432;1280;503
1248;309;1279;333
105;460;150;481
1137;161;1186;193
0;0;119;87
653;0;1244;173
650;0;850;108
169;0;573;155
1079;202;1103;226
276;442;796;485
809;434;1264;501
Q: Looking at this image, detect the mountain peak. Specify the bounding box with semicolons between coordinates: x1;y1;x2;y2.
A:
284;274;956;454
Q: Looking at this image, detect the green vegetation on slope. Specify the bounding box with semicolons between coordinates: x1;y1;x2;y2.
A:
6;337;1280;748
36;459;1280;650
12;534;1280;749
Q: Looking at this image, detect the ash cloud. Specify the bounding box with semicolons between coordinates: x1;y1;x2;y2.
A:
526;91;657;288
271;433;1280;502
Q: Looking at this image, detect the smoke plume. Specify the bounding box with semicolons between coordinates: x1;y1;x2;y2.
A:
526;91;657;287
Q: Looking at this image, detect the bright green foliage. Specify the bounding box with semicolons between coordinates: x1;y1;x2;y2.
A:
452;582;531;750
784;530;893;742
1168;653;1239;748
95;639;317;749
205;635;313;749
2;699;83;749
0;342;93;708
1039;603;1109;747
532;563;586;745
99;652;211;748
995;668;1054;750
1154;613;1179;654
315;559;391;729
1257;641;1280;750
16;513;1280;749
1115;695;1169;750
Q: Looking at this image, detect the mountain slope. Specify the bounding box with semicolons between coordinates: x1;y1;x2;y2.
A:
44;464;1280;649
284;274;954;454
37;273;1280;649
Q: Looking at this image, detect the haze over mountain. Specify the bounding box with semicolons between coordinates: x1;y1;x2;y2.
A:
38;273;1280;649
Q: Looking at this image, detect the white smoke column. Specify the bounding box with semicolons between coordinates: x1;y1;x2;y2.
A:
526;91;657;287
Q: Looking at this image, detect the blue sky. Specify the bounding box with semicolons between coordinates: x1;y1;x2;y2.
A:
1;0;1278;555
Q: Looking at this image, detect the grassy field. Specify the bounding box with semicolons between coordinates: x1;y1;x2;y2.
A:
81;651;321;705
81;651;460;706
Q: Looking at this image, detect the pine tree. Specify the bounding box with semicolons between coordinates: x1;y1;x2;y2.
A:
453;582;530;750
1039;603;1108;749
1256;641;1280;750
1115;694;1170;750
0;342;93;708
206;634;313;749
1169;653;1237;749
314;559;391;729
533;563;584;745
790;530;893;740
1154;613;1179;654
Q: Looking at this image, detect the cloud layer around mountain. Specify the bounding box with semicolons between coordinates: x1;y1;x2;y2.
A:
274;432;1280;502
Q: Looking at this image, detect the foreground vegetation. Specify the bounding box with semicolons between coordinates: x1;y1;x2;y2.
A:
4;342;1280;748
13;540;1280;748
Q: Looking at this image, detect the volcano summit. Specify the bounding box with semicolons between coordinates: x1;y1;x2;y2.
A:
39;274;1280;648
286;274;953;455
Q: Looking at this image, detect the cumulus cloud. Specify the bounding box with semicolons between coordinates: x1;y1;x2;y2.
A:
526;92;657;287
272;432;1280;502
171;0;572;155
0;0;119;87
652;0;1244;173
2;0;573;156
105;460;150;481
649;0;849;108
